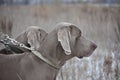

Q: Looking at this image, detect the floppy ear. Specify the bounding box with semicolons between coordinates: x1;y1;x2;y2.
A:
27;31;41;50
57;28;71;55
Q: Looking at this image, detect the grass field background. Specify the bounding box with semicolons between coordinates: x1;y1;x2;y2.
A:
0;4;120;80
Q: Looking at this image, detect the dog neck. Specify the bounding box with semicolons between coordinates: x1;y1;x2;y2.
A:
37;32;74;68
31;50;60;69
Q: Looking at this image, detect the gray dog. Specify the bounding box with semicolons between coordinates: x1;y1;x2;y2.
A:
0;26;48;54
0;22;97;80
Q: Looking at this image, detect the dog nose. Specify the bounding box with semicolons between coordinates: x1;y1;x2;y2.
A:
91;44;97;50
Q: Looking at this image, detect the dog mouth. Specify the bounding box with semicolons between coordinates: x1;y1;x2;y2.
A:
78;56;83;58
77;44;97;59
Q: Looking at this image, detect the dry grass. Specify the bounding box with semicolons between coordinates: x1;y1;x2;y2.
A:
0;4;120;80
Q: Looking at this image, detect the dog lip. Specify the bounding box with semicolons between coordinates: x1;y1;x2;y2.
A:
78;56;83;58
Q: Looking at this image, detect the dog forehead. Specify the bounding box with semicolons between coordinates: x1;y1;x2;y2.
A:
56;22;81;36
56;22;77;28
57;22;73;26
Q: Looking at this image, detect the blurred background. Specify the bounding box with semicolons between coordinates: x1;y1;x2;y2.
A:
0;0;120;80
0;0;120;5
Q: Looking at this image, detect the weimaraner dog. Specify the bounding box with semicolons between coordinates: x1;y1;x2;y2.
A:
15;26;48;52
0;22;97;80
0;26;48;54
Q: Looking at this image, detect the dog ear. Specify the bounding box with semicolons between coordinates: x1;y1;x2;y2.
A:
57;28;71;55
27;30;41;50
